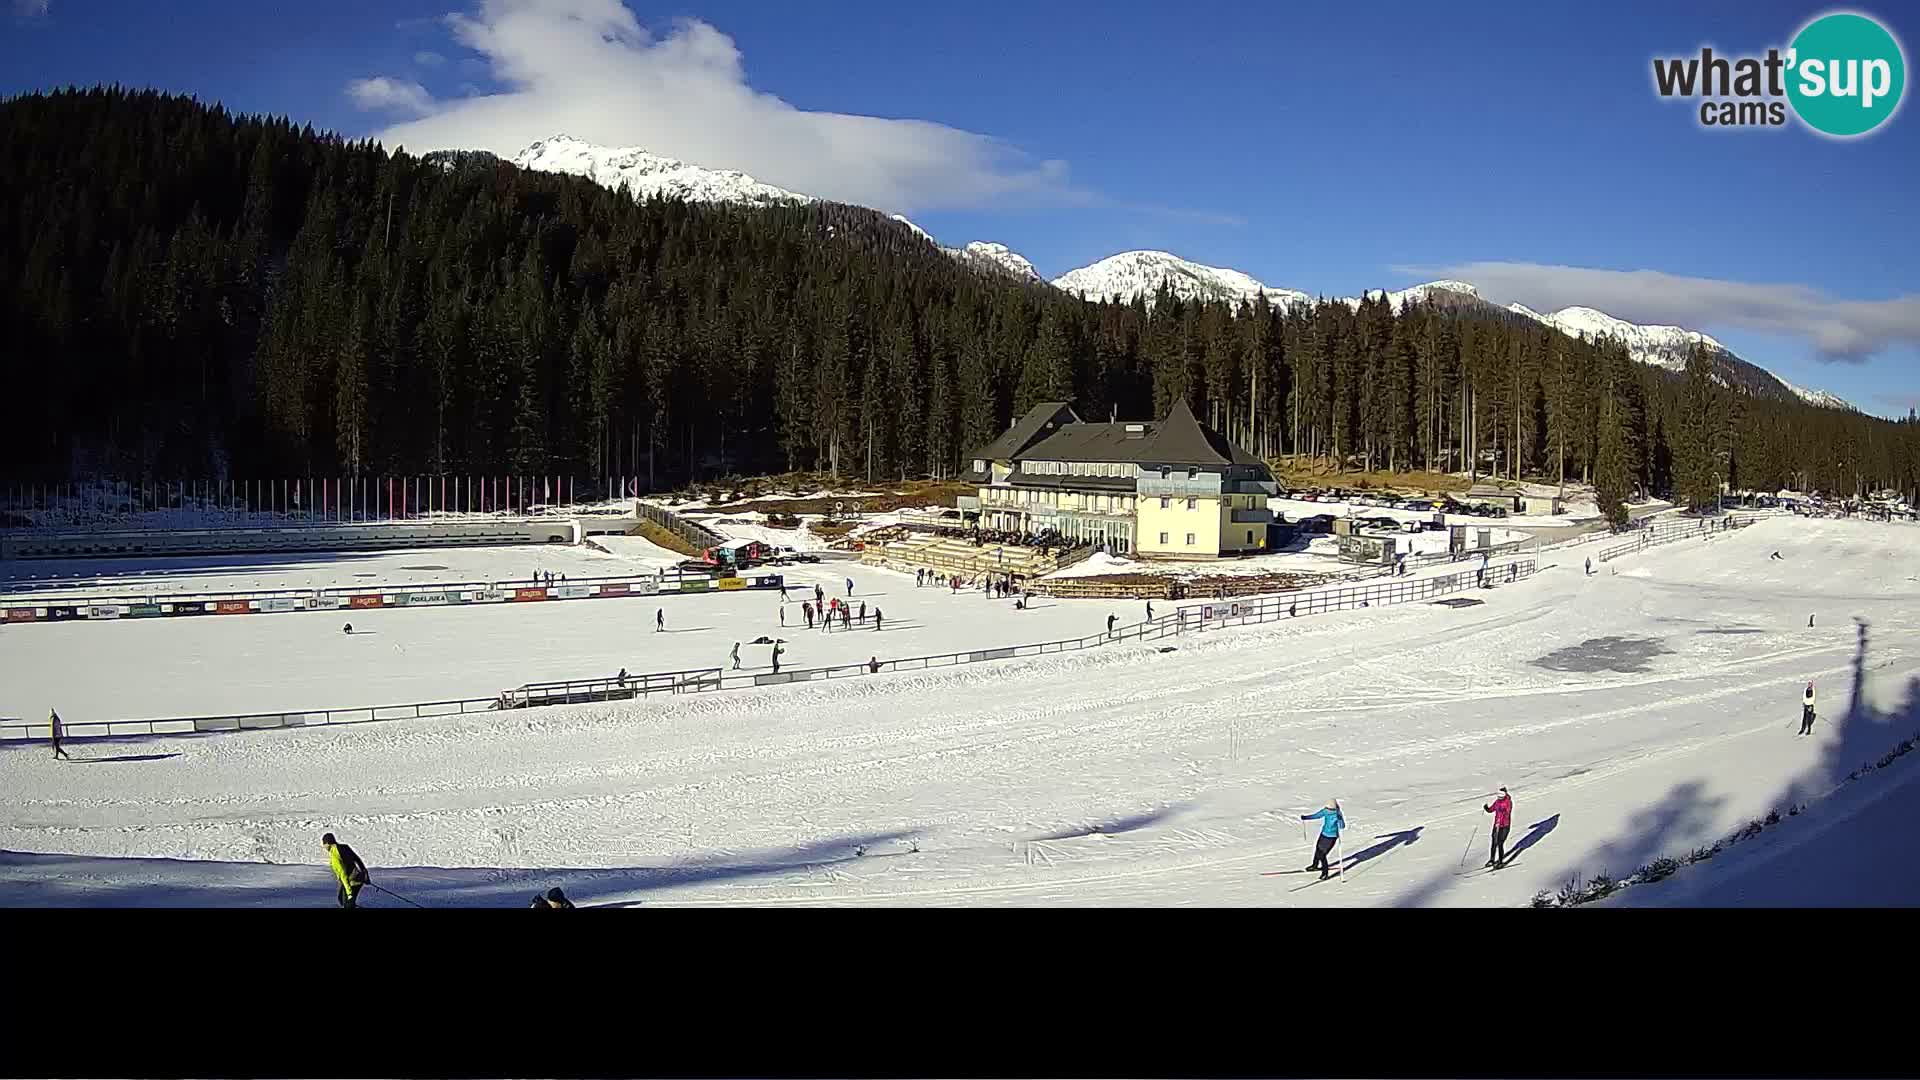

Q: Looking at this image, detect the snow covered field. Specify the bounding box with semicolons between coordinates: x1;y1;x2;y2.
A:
2;517;1916;907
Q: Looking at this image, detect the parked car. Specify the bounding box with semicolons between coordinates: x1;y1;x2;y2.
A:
768;545;821;564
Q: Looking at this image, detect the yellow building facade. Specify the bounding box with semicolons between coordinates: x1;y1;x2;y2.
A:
960;400;1276;559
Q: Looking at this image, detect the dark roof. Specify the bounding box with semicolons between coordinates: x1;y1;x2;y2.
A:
972;403;1079;462
1138;397;1264;467
974;399;1266;469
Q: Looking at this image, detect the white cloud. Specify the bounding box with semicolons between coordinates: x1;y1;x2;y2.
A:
13;0;51;17
413;50;446;67
350;0;1080;213
346;76;435;117
1408;260;1920;363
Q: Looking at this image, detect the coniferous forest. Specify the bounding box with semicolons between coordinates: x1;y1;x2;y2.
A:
4;88;1917;509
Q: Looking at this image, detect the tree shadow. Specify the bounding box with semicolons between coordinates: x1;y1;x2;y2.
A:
0;828;923;908
1031;802;1187;842
1393;613;1918;906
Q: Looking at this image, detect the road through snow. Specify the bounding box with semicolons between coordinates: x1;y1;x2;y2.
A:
2;517;1915;907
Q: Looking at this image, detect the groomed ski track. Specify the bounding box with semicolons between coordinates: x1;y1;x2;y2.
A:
2;516;1916;907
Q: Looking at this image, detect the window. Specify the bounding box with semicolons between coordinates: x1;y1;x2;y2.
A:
1160;496;1170;509
1186;497;1196;510
1185;533;1196;545
1158;532;1168;544
1161;467;1171;479
1188;468;1199;480
1247;531;1255;543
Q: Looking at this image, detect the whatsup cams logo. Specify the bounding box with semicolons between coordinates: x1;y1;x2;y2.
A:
1652;10;1906;136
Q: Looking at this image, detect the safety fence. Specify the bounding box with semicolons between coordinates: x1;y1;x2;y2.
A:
0;567;786;626
1594;512;1759;563
2;555;1541;743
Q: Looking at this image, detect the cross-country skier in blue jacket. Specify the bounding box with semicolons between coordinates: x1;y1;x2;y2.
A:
1301;800;1346;879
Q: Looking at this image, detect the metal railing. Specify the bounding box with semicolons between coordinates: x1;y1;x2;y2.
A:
636;501;725;550
1595;513;1759;563
0;556;1540;743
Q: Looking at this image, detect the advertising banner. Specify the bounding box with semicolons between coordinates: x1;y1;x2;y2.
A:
679;580;709;593
597;582;630;597
215;600;252;614
348;594;384;609
402;592;450;606
474;590;508;603
259;598;298;613
129;604;164;618
513;587;548;602
88;606;122;619
715;577;746;591
632;580;659;596
554;585;591;599
6;608;38;622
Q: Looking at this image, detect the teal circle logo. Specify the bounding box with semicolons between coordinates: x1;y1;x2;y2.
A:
1787;12;1906;136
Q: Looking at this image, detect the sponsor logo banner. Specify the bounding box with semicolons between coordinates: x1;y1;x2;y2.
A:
597;582;630;597
513;587;548;602
632;580;659;595
7;608;39;622
402;592;450;606
129;604;164;618
348;594;384;609
258;598;298;612
474;590;508;603
88;606;122;619
715;577;747;591
216;600;252;615
554;585;591;599
679;580;710;593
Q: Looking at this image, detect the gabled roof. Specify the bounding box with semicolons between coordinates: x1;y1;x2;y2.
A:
973;402;1079;462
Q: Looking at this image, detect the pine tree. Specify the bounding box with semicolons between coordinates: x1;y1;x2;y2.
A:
1673;345;1724;512
1594;384;1632;529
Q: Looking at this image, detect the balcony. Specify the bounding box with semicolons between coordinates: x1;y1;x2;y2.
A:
1231;508;1273;524
956;495;980;512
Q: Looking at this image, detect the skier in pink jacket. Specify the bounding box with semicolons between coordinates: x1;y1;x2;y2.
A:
1484;787;1514;868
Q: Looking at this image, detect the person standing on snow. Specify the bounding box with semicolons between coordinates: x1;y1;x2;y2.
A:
1585;557;1592;576
858;600;866;623
731;642;742;670
1484;787;1514;867
529;886;575;909
1107;613;1117;636
322;832;370;909
1300;800;1346;879
655;608;665;633
1146;600;1155;620
845;577;854;598
873;608;883;632
803;601;814;629
1800;682;1817;735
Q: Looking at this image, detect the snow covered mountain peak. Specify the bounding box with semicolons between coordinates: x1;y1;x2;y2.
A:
512;134;812;207
956;241;1040;282
1051;250;1310;308
1508;303;1725;372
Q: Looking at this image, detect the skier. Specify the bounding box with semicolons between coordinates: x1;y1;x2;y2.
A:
1484;787;1514;867
655;608;665;633
48;708;71;761
1107;613;1117;636
342;623;354;635
950;576;958;595
1800;682;1817;735
845;577;854;598
814;583;824;607
868;656;881;674
616;668;628;688
731;642;742;670
803;602;814;629
1585;557;1592;576
1808;614;1816;627
1300;800;1346;880
1289;603;1298;618
1146;600;1155;620
780;582;790;600
771;643;783;675
529;886;575;909
858;600;866;623
1770;551;1783;561
873;608;882;631
779;605;787;627
841;605;851;631
322;832;370;909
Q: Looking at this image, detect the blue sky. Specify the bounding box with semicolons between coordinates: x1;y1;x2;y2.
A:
5;0;1917;415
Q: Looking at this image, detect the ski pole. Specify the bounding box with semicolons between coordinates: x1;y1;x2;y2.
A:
368;882;427;908
1458;824;1478;870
